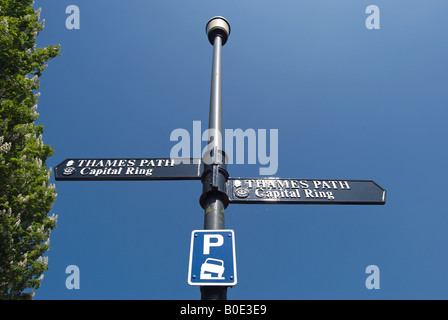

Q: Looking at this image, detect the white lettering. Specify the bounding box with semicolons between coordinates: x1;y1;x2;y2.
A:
304;189;314;198
300;180;309;189
65;5;80;30
258;129;278;176
180;304;214;317
365;265;380;289
321;181;332;189
170;128;191;159
365;5;380;30
288;180;297;188
170;121;279;175
202;128;223;165
65;265;80;289
225;128;256;165
255;189;264;198
193;121;202;160
339;181;351;190
203;234;224;255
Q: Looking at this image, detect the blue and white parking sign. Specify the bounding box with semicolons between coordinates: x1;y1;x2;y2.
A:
188;230;237;286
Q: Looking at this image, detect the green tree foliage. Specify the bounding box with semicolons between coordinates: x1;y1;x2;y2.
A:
0;0;60;299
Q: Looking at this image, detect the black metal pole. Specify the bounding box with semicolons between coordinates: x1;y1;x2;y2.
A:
200;17;231;301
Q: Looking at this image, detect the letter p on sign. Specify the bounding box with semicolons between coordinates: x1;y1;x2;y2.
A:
203;234;224;254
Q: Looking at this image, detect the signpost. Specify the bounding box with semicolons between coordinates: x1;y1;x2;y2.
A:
54;16;386;300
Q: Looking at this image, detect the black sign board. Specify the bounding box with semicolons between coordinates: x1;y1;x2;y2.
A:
226;178;386;205
54;158;204;181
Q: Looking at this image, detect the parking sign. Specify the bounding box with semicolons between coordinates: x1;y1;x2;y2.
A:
188;230;237;286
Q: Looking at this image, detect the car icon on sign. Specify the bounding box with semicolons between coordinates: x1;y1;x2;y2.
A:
200;258;225;280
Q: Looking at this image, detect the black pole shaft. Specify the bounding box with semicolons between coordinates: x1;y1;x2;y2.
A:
200;34;228;300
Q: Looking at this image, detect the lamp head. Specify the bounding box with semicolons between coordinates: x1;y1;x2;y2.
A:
206;16;231;45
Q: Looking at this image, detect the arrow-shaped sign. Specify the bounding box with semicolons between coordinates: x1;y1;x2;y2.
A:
54;158;203;181
226;178;386;205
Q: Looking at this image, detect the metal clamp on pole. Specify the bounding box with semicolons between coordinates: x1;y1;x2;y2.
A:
200;149;229;210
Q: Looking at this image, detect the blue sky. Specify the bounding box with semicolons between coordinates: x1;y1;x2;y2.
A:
33;0;448;299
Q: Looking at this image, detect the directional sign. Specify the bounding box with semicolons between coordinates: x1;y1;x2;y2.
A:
227;178;386;205
188;230;237;286
54;158;203;181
